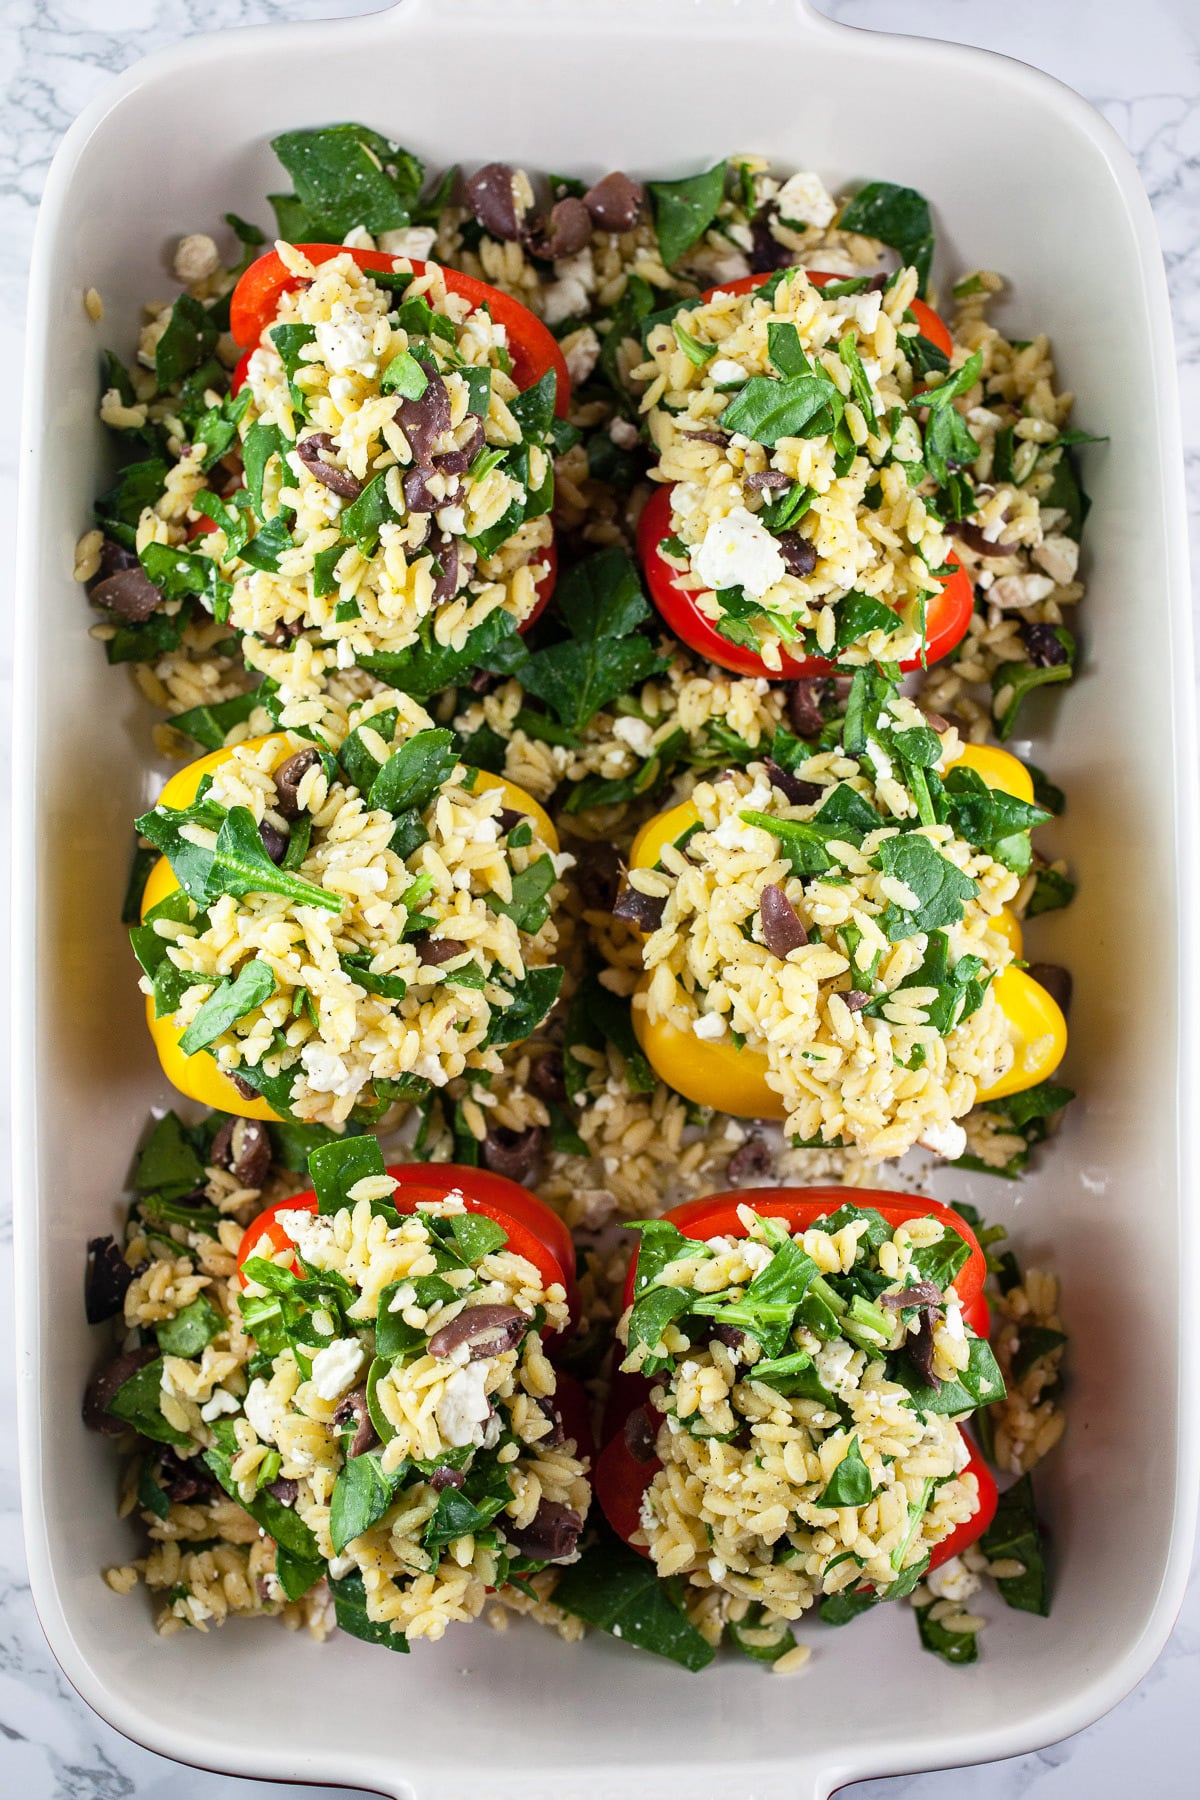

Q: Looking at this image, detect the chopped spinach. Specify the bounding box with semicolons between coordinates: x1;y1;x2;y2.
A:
552;1525;716;1670
838;182;935;294
270;124;424;240
647;161;728;268
177;957;276;1055
328;1568;410;1651
980;1473;1050;1615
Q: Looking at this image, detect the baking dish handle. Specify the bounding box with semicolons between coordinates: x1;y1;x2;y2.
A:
373;0;842;36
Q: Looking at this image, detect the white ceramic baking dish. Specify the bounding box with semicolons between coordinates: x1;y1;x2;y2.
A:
13;1;1198;1794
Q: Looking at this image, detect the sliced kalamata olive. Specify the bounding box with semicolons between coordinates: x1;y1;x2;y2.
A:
403;465;443;514
582;171;645;233
396;360;451;463
98;537;140;578
535;1396;565;1448
787;678;827;738
230;1072;260;1103
266;1476;298;1506
469;669;498;695
433;417;485;478
949;520;1019;558
777;532;818;577
762;758;822;806
920;709;950;734
529;1051;567;1105
574;842;623;913
430;1465;465;1491
258;820;288;865
464;163;523;241
482;1124;544;1185
273;747;321;820
296;433;363;500
750;205;795;274
82;1345;158;1435
908;1307;942;1392
726;1137;773;1185
332;1385;379;1458
505;1498;583;1562
711;1322;748;1353
157;1446;216;1503
612;884;666;932
1020;621;1070;668
881;1281;943;1310
416;934;464;966
528;196;593;261
263;619;303;648
211;1116;271;1190
841;989;871;1013
623;1405;658;1463
428;1304;528;1362
682;429;730;446
497;807;526;834
759;883;808;957
91;566;163;622
85;1235;135;1324
1027;962;1073;1016
746;469;792;492
429;532;460;606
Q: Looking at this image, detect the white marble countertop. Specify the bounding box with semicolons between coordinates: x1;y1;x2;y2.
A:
1;2;1197;1795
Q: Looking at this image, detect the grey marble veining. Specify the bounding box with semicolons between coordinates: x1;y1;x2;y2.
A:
1;2;1197;1796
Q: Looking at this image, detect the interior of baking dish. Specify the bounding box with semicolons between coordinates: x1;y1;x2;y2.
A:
14;3;1196;1796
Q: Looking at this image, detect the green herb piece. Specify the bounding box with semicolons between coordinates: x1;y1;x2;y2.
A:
360;609;522;700
328;1569;410;1651
105;1358;189;1445
241;420;292;522
155;294;220;391
368;728;458;816
991;639;1076;739
875;833;979;940
672;319;715;366
487;855;556;934
552;1525;716;1670
1012;1324;1067;1381
505;549;666;734
563;971;656;1099
648;160;728;268
136;1459;171;1521
838;182;935;294
448;1211;509;1262
205;1440;322;1564
482;965;564;1048
980;1473;1050;1615
343;470;401;557
1028;867;1076;916
167;690;261;753
381;350;429;399
309;1135;387;1215
916;1604;979;1664
133;1111;206;1193
136;799;341;914
270;124;424;239
178;958;276;1054
139;541;231;623
897;1335;1006;1415
818;1435;874;1506
155;1294;224;1358
720;368;843;446
819;1586;878;1626
329;1452;397;1554
728;1605;798;1665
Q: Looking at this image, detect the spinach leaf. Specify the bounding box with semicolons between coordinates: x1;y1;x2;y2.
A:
135;799;342;913
563;971;656;1098
482;965;563;1048
275;1545;327;1602
448;1211;509;1263
510;368;558;443
133;1111;206;1193
155;294;220;391
626;1286;692;1371
992;639;1076;739
916;1604;979;1664
728;1606;798;1665
342;471;401;556
368;728;458;816
980;1473;1050;1615
136;1459;171;1521
359;612;526;701
940;765;1050;859
1012;1324;1067;1382
720;370;843;446
267;1118;360;1172
106;1358;189;1445
270;124;424;239
140;542;231;623
167;689;261;753
835;591;899;648
309;1135;387;1215
328;1568;410;1651
504;550;666;733
818;1436;874;1506
1040;443;1091;538
178;957;276;1055
204;1438;323;1561
630;1218;697;1294
381;349;429;399
837;182;935;294
897;1335;1007;1415
767;321;811;378
875;833;979;940
819;1586;878;1626
739;811;834;878
1028;868;1076;916
552;1525;716;1670
375;1275;458;1358
424;1454;512;1549
329;1452;397;1554
94;457;169;544
242;421;292;521
647;161;728;268
155;1294;224;1358
122;843;159;925
487;855;556;934
673;319;715;367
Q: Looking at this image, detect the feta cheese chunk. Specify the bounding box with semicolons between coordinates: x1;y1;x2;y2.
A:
310;1337;366;1402
435;1361;493;1448
693;507;787;600
919;1119;967;1161
775;171;837;230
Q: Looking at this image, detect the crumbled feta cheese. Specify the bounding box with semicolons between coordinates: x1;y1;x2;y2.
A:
608;417;638;449
436;504;466;535
740;1241;773;1275
244;1378;284;1445
327;1551;358;1579
274;1208;336;1262
812;1337;859;1399
693;1012;727;1042
611;715;655;756
943;1299;966;1341
855;291;883;334
472;814;501;844
388;1282;417;1312
866;738;894;782
314;307;377;377
300;1041;362;1098
199;1389;240;1423
310;1337;365;1402
693;507;786;600
988;573;1056;610
919;1119;967;1161
1032;534;1079;586
542;276;589;326
377;225;437;260
563;326;600;384
709;357;747;387
775;171;837;230
336;638;356;670
435;1361;493;1447
554;247;595;289
925;1556;982;1604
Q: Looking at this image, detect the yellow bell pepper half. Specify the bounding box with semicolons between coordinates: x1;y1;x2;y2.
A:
140;734;556;1120
625;742;1064;1120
